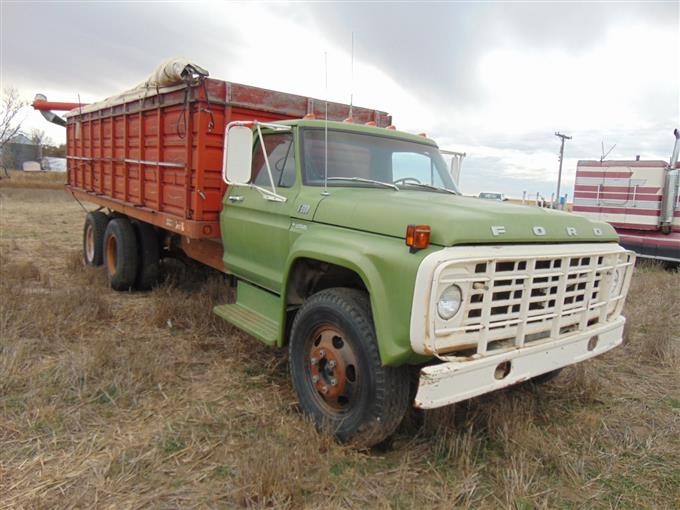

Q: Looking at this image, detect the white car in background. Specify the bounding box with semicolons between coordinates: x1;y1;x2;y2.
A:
478;192;507;201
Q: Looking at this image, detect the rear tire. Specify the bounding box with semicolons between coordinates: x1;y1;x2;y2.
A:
83;211;108;266
289;288;410;448
104;217;139;291
132;220;160;290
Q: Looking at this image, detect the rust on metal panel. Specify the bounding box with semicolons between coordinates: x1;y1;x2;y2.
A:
67;187;220;240
180;237;226;273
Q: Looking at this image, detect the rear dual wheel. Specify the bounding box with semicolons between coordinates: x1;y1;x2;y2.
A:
131;220;160;290
104;218;139;291
101;217;160;291
83;211;108;266
289;288;411;448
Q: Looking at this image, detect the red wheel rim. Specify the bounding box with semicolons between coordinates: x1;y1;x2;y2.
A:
306;324;359;415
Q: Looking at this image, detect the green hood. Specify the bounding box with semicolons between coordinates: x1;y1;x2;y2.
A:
312;188;617;245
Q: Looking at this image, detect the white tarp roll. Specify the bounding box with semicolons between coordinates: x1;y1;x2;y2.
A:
64;58;209;117
144;58;209;88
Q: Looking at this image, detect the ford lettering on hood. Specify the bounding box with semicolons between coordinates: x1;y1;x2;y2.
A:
312;188;617;246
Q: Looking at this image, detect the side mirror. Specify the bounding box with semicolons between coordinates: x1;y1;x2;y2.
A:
223;125;253;184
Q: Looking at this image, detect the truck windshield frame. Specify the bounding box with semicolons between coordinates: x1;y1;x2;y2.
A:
300;128;460;194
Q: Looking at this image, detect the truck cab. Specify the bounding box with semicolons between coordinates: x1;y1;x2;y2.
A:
217;119;635;446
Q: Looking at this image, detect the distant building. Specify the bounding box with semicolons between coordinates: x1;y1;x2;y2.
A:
1;133;40;169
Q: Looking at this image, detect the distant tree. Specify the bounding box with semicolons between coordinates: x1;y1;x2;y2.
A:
44;143;66;158
0;88;26;150
29;128;53;160
29;128;53;148
1;88;27;175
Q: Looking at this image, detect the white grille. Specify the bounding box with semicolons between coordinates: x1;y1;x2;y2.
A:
426;245;634;358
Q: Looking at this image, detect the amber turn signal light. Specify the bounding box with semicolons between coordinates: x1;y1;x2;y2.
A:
406;224;431;250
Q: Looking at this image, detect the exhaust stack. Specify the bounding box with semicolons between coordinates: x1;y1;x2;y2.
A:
660;128;680;233
669;128;680;169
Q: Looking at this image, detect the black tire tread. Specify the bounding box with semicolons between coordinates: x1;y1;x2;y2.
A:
132;220;160;290
104;218;139;291
83;211;108;266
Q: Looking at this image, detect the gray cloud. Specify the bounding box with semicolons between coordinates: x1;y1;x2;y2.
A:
2;2;677;198
300;2;678;108
2;2;239;98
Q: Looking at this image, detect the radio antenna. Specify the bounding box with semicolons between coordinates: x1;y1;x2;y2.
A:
322;51;330;196
349;32;354;120
600;139;616;162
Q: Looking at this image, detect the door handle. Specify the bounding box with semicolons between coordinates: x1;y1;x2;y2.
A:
228;195;244;203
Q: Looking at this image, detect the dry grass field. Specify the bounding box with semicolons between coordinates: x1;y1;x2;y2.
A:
1;173;678;509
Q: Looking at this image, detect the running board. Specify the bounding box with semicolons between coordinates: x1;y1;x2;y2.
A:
213;281;281;346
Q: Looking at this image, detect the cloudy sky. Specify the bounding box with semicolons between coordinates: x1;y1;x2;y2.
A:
2;1;678;198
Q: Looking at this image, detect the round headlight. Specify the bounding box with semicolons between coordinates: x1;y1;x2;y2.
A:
437;284;463;320
610;268;624;296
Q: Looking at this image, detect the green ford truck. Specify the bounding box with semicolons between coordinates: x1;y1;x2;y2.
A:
216;119;635;446
38;67;635;447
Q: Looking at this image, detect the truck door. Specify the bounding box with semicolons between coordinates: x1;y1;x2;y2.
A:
598;166;630;226
624;164;665;230
221;132;299;293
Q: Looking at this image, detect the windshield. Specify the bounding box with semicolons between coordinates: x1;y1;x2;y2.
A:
301;128;460;193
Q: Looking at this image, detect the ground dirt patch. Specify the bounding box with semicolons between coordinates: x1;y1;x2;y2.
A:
1;180;679;508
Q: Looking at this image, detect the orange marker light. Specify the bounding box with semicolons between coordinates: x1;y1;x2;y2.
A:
406;224;431;250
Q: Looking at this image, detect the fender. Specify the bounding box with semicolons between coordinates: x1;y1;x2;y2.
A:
282;224;437;366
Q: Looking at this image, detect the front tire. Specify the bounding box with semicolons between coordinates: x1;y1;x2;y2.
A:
289;288;410;447
104;217;139;291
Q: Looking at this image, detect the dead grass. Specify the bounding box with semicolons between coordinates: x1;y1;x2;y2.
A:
1;180;679;509
623;261;680;367
0;169;66;189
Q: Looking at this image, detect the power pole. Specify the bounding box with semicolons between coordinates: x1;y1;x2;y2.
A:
554;132;572;209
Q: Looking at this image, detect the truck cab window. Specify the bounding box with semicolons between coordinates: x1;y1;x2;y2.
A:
392;152;444;187
252;133;296;188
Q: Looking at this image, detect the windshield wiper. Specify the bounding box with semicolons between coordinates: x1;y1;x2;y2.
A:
397;182;458;195
327;177;399;191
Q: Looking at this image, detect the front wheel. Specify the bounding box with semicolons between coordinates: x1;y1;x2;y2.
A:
289;288;410;448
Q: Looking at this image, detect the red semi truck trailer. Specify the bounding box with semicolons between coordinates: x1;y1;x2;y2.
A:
573;130;680;264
